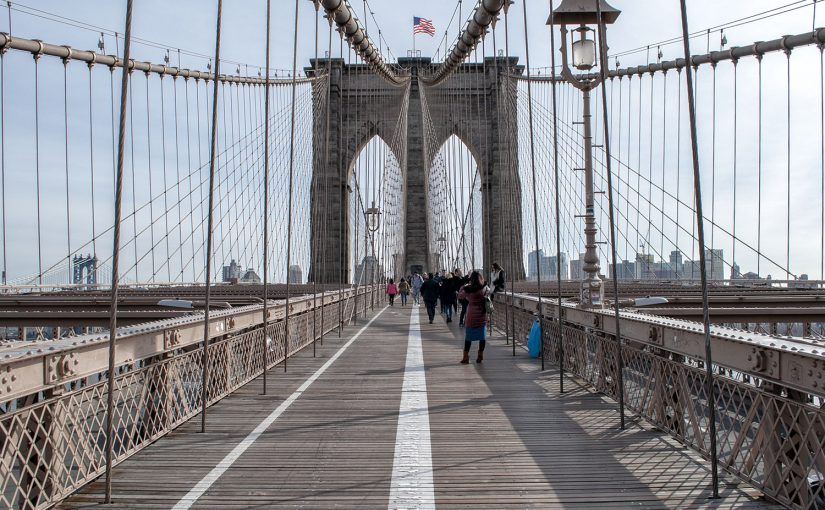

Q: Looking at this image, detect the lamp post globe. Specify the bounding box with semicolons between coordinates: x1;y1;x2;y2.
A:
571;26;597;70
365;201;381;233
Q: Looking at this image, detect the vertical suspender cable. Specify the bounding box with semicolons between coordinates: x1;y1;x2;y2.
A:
34;52;42;284
786;49;792;280
2;4;6;284
757;55;762;278
261;0;272;395
732;60;738;277
63;59;72;277
160;71;171;282
677;0;719;498
820;42;824;281
1;47;6;284
520;1;544;370
338;35;344;337
104;0;133;501
146;73;156;281
503;5;516;358
201;0;223;434
321;18;333;345
490;17;510;345
548;2;566;393
312;0;319;355
284;0;301;372
595;0;626;430
710;64;716;278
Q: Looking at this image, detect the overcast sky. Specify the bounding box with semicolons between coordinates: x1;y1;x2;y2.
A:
7;1;819;75
2;1;823;282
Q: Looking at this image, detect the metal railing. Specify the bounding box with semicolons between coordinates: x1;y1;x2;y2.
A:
0;285;381;510
494;293;825;510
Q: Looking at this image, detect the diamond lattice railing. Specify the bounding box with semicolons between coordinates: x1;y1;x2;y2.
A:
0;286;381;510
495;298;825;510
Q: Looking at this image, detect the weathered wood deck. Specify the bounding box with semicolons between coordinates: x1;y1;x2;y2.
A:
60;304;777;509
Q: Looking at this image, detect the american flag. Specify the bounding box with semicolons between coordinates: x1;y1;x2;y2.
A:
413;17;435;36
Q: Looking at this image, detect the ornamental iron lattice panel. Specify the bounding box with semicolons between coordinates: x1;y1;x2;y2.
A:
0;286;381;510
495;301;825;510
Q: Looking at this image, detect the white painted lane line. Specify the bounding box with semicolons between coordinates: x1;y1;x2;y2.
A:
172;306;390;510
388;306;435;510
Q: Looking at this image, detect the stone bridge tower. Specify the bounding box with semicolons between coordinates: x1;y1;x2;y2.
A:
308;57;525;283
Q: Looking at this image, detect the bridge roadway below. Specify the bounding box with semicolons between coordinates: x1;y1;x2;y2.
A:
60;304;777;509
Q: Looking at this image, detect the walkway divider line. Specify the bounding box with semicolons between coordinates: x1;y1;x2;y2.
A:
172;306;390;510
388;305;435;510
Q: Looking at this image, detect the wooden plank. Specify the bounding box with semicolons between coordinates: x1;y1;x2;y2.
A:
58;304;779;509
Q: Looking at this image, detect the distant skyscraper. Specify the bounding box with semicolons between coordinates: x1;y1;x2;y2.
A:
528;249;564;281
222;259;243;282
527;249;545;281
684;249;725;280
612;259;635;279
635;252;655;279
669;251;683;279
570;253;585;281
288;265;303;284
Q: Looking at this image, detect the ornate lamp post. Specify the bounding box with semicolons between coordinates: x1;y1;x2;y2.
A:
365;201;381;308
547;0;620;308
437;236;447;272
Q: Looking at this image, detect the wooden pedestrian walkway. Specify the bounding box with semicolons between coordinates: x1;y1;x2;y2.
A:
60;304;777;509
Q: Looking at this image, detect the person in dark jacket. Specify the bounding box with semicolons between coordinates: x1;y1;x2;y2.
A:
458;271;490;363
420;273;440;324
439;273;457;323
455;269;470;326
491;262;505;298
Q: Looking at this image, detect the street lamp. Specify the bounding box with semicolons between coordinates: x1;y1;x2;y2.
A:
365;201;381;286
437;236;447;272
547;0;620;308
365;201;381;233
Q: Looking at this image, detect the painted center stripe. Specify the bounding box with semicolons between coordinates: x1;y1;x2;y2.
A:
388;306;435;509
172;306;389;510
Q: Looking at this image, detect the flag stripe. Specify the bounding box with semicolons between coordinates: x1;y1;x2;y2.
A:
413;16;436;36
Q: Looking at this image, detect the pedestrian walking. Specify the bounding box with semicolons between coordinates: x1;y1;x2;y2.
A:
456;269;470;326
386;279;398;306
491;262;505;298
440;272;457;323
398;278;411;306
420;273;440;323
411;272;424;305
458;271;490;364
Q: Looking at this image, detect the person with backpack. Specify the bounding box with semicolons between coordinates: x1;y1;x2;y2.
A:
439;272;457;323
398;278;411;306
458;271;490;364
386;279;398;306
420;273;441;324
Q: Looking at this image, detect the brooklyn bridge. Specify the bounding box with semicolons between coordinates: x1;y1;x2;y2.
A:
0;0;823;508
